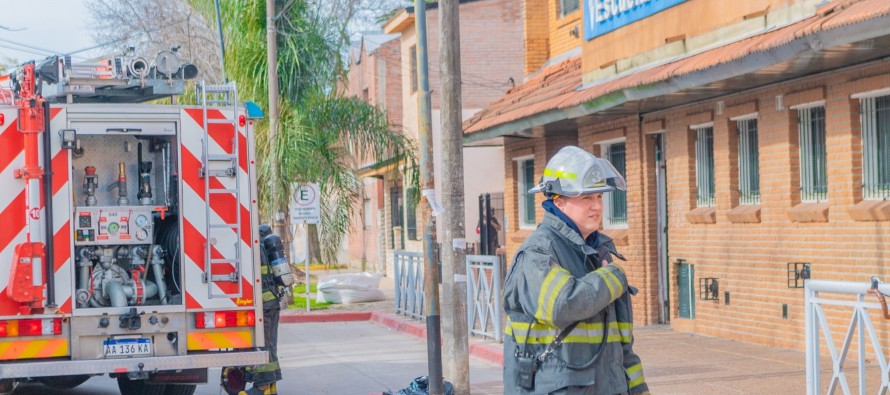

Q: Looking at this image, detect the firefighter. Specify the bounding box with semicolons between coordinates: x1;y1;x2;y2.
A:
239;224;286;395
502;146;649;395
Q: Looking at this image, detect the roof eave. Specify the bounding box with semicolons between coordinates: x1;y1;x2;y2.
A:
383;10;413;34
464;11;890;144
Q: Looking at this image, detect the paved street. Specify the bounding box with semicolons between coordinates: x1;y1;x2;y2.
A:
7;314;881;395
10;321;502;395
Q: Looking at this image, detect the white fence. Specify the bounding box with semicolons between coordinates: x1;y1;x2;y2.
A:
466;254;503;342
393;250;425;319
805;278;890;395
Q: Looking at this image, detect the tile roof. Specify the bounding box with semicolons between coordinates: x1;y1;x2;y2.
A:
462;57;582;135
463;0;890;137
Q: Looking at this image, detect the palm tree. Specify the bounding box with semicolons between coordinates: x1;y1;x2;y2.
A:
190;0;417;264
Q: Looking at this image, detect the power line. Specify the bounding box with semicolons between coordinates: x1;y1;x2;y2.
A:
64;18;191;56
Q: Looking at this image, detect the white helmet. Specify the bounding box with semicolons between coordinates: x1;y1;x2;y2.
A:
528;146;626;196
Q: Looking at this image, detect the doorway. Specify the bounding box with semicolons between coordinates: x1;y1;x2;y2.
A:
654;133;670;323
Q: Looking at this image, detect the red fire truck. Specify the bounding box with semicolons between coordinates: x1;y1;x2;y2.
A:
0;50;267;394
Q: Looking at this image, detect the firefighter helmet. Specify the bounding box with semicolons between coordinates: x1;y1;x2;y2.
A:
528;146;626;197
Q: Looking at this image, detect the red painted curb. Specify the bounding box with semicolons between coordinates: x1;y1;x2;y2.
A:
469;342;504;366
279;311;371;323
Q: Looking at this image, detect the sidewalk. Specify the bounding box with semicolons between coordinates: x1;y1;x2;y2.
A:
286;269;822;394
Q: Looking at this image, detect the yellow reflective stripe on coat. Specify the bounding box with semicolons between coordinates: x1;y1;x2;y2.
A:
543;168;577;180
594;268;624;299
535;266;571;326
617;322;633;343
249;359;281;373
626;362;645;388
261;266;270;275
507;320;624;345
604;270;624;295
263;290;278;302
595;271;616;298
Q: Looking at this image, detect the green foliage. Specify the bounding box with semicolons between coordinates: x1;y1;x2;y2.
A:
289;282;332;310
188;0;418;265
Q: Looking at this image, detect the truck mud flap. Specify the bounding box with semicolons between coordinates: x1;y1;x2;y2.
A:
149;368;208;385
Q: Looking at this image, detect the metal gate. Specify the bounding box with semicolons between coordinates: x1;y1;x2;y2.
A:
806;278;890;394
466;254;503;342
393;250;424;319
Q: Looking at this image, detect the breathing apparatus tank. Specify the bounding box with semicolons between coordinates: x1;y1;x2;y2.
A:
259;225;294;287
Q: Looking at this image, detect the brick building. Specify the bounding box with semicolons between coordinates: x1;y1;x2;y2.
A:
343;0;524;275
343;33;401;272
464;0;890;351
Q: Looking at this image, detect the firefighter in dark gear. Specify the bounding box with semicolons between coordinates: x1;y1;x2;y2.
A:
238;224;287;395
503;146;649;395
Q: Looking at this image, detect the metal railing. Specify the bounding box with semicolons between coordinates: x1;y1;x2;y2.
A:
695;126;716;207
859;96;890;200
393;250;425;319
799;106;828;202
466;254;503;342
805;279;890;394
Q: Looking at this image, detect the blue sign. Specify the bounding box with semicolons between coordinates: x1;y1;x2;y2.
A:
584;0;688;40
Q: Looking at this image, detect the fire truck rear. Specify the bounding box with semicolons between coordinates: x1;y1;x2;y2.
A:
0;51;267;394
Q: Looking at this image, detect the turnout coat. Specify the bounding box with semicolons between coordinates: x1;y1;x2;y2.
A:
503;213;648;395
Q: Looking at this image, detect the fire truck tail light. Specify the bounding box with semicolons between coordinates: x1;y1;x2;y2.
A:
0;318;62;337
196;311;255;329
238;114;246;127
0;113;5;126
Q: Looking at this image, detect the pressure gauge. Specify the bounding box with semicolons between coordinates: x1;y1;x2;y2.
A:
135;229;149;241
107;222;120;235
135;214;149;228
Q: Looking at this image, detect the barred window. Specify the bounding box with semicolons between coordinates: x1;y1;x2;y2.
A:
409;45;418;93
517;158;536;228
560;0;580;17
695;126;716;207
406;188;419;240
605;142;627;227
860;95;890;200
737;118;760;205
798;106;827;202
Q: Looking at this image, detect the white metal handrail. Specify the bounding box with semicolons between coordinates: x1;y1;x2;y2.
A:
805;279;890;395
466;254;503;342
393;250;425;319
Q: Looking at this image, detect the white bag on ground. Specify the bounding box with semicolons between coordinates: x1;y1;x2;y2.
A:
315;272;385;304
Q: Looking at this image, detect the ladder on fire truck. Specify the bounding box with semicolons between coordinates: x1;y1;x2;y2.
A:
196;81;244;299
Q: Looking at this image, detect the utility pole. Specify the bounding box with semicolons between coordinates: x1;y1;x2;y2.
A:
415;1;443;394
266;0;284;241
438;0;469;394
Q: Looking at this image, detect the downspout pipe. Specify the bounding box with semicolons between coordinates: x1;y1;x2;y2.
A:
42;100;56;308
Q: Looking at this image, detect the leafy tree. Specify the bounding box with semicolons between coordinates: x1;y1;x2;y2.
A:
188;0;418;264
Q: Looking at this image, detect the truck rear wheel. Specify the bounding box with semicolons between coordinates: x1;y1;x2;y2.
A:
117;376;166;395
164;384;197;395
36;375;91;389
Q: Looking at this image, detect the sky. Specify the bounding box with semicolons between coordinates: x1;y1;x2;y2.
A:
0;0;97;64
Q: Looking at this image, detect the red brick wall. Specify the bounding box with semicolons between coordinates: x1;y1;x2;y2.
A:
662;62;890;350
376;39;403;128
419;0;525;110
346;179;383;269
499;62;890;347
579;116;661;325
522;0;549;75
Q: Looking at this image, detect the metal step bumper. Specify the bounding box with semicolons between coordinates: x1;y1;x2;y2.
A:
0;350;268;379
